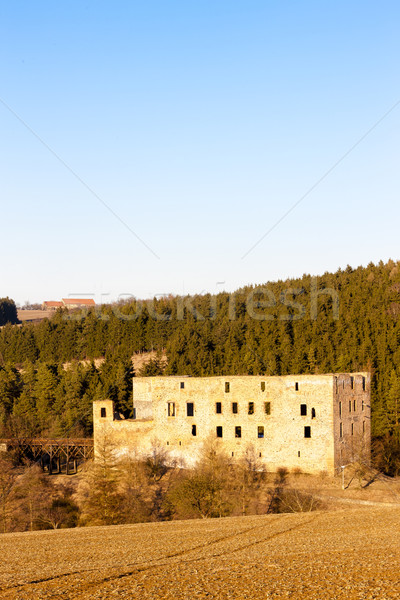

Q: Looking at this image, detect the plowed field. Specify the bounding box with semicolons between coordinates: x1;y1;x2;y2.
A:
1;506;399;599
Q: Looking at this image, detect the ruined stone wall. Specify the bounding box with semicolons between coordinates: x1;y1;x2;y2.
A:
333;373;371;472
93;373;371;475
93;400;154;458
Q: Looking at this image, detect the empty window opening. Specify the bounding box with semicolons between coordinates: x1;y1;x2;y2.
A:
232;402;238;414
225;382;230;393
186;402;194;417
100;407;107;418
363;421;365;434
295;382;299;391
311;407;316;419
258;426;264;438
298;450;301;457
362;399;365;411
180;381;185;389
304;426;311;438
353;399;356;412
351;423;354;436
192;425;197;436
264;401;271;415
167;402;175;417
334;376;338;394
362;376;366;391
179;441;182;446
339;401;342;417
259;452;262;458
261;381;266;392
232;452;234;457
349;400;352;413
343;380;345;389
339;422;343;438
350;376;354;389
167;441;169;445
216;426;223;438
216;402;222;414
248;402;254;415
235;426;242;438
300;404;307;416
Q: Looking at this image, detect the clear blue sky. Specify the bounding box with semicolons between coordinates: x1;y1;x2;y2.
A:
1;1;399;305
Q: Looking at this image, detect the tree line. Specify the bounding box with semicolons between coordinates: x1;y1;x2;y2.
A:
0;259;400;463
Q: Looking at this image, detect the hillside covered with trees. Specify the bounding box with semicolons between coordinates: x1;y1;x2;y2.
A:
0;260;400;470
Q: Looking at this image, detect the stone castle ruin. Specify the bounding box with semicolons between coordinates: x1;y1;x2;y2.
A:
93;373;371;475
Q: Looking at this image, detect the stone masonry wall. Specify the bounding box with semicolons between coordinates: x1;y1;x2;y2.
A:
333;373;371;472
92;373;372;475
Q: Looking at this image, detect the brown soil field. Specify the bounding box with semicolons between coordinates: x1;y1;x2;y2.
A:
17;310;53;322
1;506;399;600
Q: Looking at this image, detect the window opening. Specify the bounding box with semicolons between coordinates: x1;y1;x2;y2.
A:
298;450;301;457
264;401;271;415
350;376;354;389
349;400;352;412
339;401;342;417
180;381;185;389
216;402;222;414
232;402;238;414
225;382;230;393
248;402;254;415
258;426;264;438
304;426;311;438
235;426;242;438
295;382;299;391
311;407;316;419
362;376;366;391
261;381;265;392
351;423;354;436
192;425;197;436
300;404;307;416
100;407;106;418
167;402;175;417
216;426;223;438
186;402;194;417
353;400;356;412
339;422;343;438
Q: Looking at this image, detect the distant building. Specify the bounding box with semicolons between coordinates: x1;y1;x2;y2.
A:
62;298;96;309
93;373;371;475
42;301;64;310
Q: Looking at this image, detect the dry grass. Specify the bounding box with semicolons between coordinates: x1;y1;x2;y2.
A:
1;506;399;599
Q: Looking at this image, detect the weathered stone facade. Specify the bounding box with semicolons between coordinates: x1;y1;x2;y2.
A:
93;373;371;475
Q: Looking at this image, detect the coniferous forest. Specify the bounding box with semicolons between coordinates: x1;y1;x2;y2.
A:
1;260;400;470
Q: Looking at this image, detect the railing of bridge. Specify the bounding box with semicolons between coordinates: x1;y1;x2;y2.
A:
0;437;94;474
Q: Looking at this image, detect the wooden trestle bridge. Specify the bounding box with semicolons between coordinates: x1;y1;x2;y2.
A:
0;438;94;474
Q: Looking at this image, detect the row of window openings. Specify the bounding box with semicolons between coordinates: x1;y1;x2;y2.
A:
335;376;366;392
216;425;311;438
167;425;273;439
168;402;315;418
339;421;366;437
179;381;300;393
338;399;365;416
